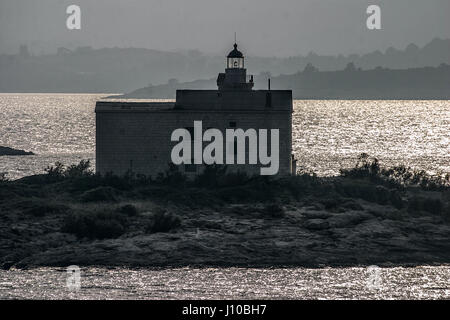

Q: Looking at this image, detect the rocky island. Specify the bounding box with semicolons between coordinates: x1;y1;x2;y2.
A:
0;155;449;270
0;146;34;156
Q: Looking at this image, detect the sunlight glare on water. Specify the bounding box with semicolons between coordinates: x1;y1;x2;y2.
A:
0;266;449;300
293;100;450;176
0;94;449;179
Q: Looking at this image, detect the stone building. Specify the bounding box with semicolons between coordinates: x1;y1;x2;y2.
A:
95;43;294;178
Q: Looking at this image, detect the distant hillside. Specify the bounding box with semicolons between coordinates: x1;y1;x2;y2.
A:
0;38;449;93
115;78;217;99
117;63;450;100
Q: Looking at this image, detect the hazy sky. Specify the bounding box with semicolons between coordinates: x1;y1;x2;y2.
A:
0;0;449;57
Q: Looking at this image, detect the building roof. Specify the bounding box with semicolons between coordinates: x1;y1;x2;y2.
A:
227;43;243;58
95;101;175;113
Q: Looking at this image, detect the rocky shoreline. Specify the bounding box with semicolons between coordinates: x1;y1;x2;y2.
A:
0;159;449;270
4;201;449;270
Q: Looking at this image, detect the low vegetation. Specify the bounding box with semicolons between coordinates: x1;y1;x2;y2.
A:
340;153;450;190
62;210;127;240
1;154;450;269
1;154;449;242
0;172;8;182
145;209;182;233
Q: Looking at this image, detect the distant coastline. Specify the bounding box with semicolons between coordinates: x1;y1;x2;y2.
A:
111;64;450;100
1;38;449;95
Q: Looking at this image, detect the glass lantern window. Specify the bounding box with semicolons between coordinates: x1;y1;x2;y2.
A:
228;57;244;69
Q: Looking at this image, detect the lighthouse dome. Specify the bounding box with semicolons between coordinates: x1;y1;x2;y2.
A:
227;43;243;58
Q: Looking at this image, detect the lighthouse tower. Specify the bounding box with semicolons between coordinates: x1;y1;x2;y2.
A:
217;43;254;91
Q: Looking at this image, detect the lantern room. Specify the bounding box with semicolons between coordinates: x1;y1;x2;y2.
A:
217;42;254;91
227;43;244;69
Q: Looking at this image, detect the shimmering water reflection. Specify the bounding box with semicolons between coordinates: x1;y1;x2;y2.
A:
0;94;448;179
1;266;449;299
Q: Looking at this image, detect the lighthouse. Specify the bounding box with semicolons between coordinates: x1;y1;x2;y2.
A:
217;43;254;91
95;42;294;177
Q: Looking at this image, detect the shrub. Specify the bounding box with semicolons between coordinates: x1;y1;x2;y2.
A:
146;210;181;233
45;162;65;181
45;160;93;181
341;153;450;190
0;172;9;182
156;163;186;186
62;211;127;239
135;173;153;185
340;153;380;179
65;160;93;178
